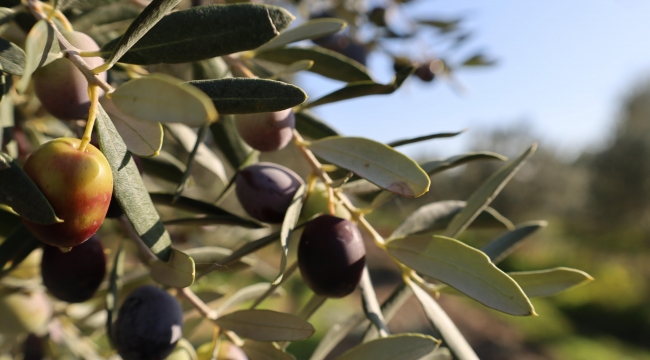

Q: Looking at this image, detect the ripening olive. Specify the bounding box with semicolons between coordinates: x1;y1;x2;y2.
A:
41;236;106;303
235;162;303;224
298;215;366;298
33;31;106;120
235;109;295;152
113;286;183;360
21;138;113;248
299;182;350;222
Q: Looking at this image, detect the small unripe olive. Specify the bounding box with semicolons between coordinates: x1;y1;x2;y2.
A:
235;109;295;152
33;31;106;120
235;162;303;224
113;286;183;360
41;235;106;303
299;182;350;222
298;215;366;298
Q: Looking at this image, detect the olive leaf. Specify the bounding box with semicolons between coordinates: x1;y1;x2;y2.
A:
421;151;508;176
187;78;307;114
101;4;295;65
105;243;124;347
0;225;40;280
302;65;416;109
307;136;430;198
17;20;61;93
0;37;26;76
274;183;305;285
295;110;340;139
481;221;547;264
242;341;295;360
0;153;60;225
254;46;372;83
165;123;227;185
337;333;440;360
387;130;464;148
255;18;347;52
99;97;163;157
209;115;254;170
214;309;315;341
95;103;173;262
150;247;195;288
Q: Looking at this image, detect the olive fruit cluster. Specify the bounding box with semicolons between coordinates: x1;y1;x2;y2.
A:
21;138;113;248
113;286;184;360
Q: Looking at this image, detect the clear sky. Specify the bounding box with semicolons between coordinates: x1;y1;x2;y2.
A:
295;0;650;160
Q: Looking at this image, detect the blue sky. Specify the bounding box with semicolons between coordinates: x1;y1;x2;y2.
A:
295;0;650;160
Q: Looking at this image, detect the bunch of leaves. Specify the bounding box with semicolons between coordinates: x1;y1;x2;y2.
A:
0;0;591;359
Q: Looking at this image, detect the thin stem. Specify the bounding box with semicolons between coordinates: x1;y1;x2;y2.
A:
78;84;99;152
180;287;218;320
249;261;299;309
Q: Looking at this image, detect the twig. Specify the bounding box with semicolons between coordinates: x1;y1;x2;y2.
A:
179;287;218;320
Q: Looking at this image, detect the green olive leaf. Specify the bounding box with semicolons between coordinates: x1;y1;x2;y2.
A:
184;246;255;274
389;200;513;239
165;123;227;184
481;221;547;264
0;8;15;28
99;97;163;157
255;18;347;52
71;2;141;32
101;4;294;65
214;309;314;341
295;110;340;140
307;136;430;197
302;65;415;109
150;247;195;288
111;74;217;127
242;341;295;360
421;151;508;176
254;46;372;83
209;115;254;170
139;152;187;185
386;235;536;316
0;38;25;76
407;280;479;360
267;60;314;80
17;20;61;93
105;243;125;347
187;78;307;114
387;130;464;148
337;333;439;360
444;144;537;238
0;206;20;238
217;283;283;314
274;183;305;285
101;0;183;69
96;102;173;261
0;153;60;224
0;225;40;280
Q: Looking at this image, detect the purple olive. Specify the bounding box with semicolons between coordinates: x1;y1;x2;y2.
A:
113;286;183;360
23;334;45;360
235;162;303;224
41;235;106;303
298;215;366;298
415;63;435;82
33;31;106;120
235;109;295;152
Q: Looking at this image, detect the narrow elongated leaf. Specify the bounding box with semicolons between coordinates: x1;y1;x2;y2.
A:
386;235;535;316
308;136;429;197
184;246;255;273
105;243;124;346
101;4;294;65
390;200;512;239
17;20;60;92
481;221;547;264
0;38;25;76
440;268;593;299
337;334;439;360
111;74;217;127
217;283;280;313
96;103;172;261
387;131;463;148
140;153;186;184
71;3;141;31
421;152;508;176
165;123;226;184
214;310;315;341
461;53;496;67
303;66;415;109
407;280;479;360
209;115;253;170
0;207;20;238
150;193;243;217
311;313;365;360
510;268;593;298
242;341;295;360
254;46;372;83
362;283;412;342
187;78;307;114
445;144;537;238
0;8;15;28
99;97;163;157
274;184;305;285
295;110;340;139
102;0;182;68
150;247;195;287
359;266;389;337
256;18;347;52
163;215;263;228
0;225;40;279
268;60;313;79
0;153;60;224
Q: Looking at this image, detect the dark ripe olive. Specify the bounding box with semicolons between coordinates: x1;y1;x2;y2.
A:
40;235;106;303
33;31;107;120
23;333;45;360
235;162;303;224
298;215;366;298
415;63;435;82
235;109;295;152
113;285;183;360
